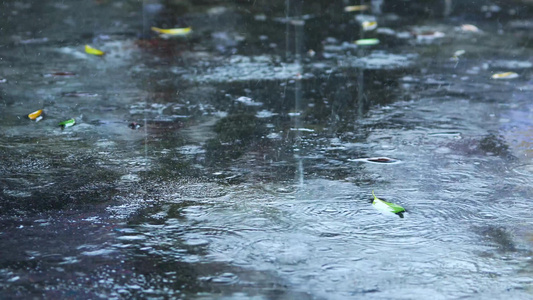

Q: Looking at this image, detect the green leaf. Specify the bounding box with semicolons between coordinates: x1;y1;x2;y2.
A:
354;38;380;46
372;190;405;214
58;118;76;128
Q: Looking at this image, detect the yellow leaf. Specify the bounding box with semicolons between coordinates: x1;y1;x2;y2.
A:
491;72;518;79
362;21;378;31
85;45;105;56
151;26;192;36
28;109;43;120
344;5;369;12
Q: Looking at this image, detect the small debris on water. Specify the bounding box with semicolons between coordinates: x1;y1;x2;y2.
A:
349;157;400;164
461;24;480;32
344;5;369;12
491;72;519;79
44;71;76;77
128;122;143;129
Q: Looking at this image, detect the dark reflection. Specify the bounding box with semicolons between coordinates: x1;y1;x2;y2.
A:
446;134;514;159
475;226;517;253
478;134;512;158
206;114;266;164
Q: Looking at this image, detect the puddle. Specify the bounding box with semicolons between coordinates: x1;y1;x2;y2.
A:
2;0;533;299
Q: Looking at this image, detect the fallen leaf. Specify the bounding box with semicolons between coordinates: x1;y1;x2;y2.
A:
85;44;105;56
344;5;369;12
372;191;405;217
491;72;518;79
58;118;76;128
354;38;380;46
28;109;43;120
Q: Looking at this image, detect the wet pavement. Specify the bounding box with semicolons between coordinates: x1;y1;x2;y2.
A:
1;0;533;299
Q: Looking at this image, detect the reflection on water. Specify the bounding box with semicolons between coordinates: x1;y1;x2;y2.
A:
1;0;533;298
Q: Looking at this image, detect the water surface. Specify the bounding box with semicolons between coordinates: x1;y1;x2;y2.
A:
1;0;533;299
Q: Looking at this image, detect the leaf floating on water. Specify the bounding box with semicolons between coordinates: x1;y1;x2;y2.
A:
372;191;405;217
461;24;480;32
348;157;400;164
491;72;518;79
354;38;380;46
344;5;369;12
85;44;105;56
58;118;76;128
151;26;192;37
362;21;378;31
451;49;465;60
367;157;397;163
28;109;43;121
44;71;76;78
